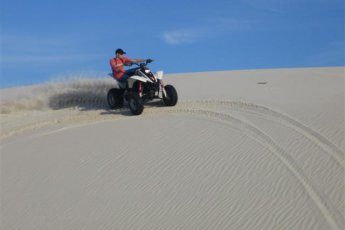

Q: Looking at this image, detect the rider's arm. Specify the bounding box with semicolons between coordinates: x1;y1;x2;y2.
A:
123;56;146;64
130;58;146;63
110;58;124;71
114;57;145;67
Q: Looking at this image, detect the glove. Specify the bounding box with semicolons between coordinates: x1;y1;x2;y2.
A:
146;58;153;63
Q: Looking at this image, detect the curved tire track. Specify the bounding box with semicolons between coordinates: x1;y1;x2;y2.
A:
144;107;343;230
178;100;345;170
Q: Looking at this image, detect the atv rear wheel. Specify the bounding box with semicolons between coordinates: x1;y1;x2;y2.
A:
128;92;144;115
107;88;124;109
163;85;178;106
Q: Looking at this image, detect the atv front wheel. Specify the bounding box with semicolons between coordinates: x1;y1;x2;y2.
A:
128;92;144;115
163;85;178;106
107;88;124;109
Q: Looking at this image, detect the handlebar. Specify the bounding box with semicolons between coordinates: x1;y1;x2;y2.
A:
146;59;154;64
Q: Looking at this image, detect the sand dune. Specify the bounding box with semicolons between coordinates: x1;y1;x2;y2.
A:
1;67;344;229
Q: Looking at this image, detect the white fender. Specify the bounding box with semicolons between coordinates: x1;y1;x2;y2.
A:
155;70;164;80
127;75;153;88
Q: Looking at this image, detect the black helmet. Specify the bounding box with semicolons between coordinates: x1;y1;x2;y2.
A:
115;48;126;55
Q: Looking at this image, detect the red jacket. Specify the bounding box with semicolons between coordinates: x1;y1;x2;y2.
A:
109;57;132;80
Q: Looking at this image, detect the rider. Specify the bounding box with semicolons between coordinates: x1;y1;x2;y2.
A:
110;48;146;83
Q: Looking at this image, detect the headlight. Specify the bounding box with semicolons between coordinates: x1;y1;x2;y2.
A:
145;69;150;74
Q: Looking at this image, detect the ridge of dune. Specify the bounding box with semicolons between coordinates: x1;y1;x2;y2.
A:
1;67;344;230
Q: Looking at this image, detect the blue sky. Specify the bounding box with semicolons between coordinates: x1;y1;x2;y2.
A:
1;0;344;88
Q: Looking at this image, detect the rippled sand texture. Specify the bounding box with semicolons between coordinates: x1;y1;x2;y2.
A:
1;67;344;230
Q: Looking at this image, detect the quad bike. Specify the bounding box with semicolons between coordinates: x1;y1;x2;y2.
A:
107;59;178;115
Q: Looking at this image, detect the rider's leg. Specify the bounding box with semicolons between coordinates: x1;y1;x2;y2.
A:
119;73;130;83
119;67;140;83
125;67;139;76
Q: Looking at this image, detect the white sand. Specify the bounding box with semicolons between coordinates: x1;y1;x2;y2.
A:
1;67;344;230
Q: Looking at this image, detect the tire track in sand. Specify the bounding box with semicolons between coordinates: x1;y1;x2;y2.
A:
144;107;343;230
177;100;345;170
